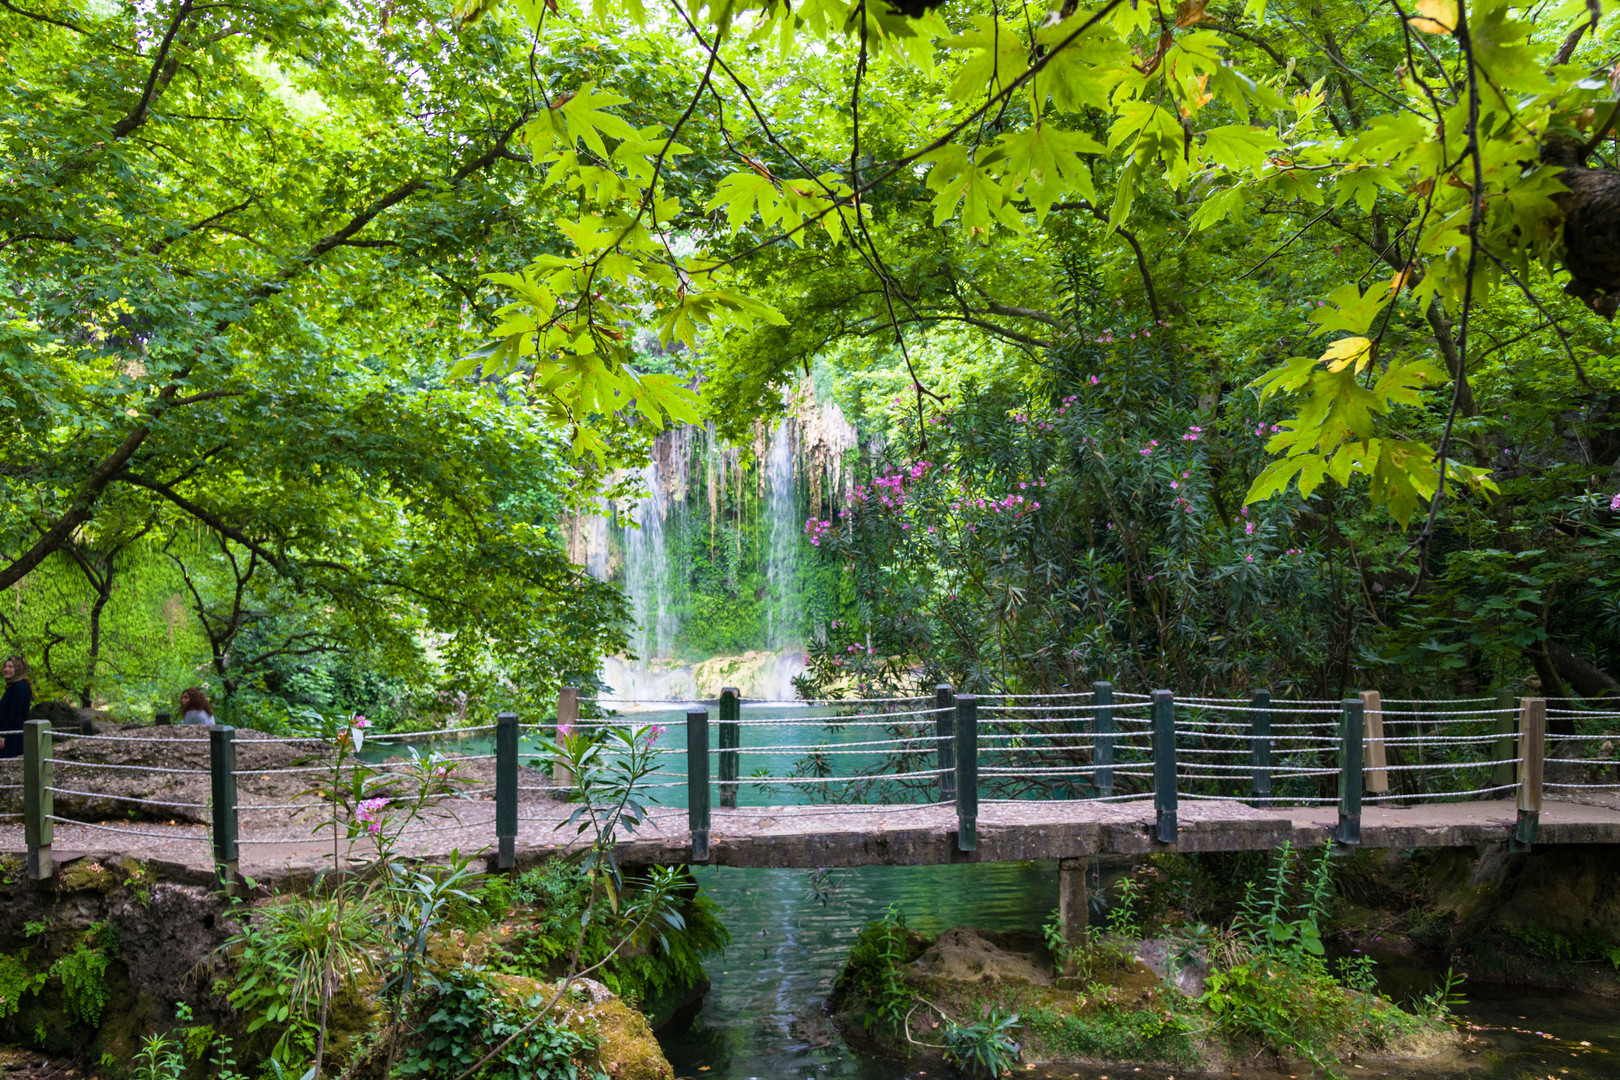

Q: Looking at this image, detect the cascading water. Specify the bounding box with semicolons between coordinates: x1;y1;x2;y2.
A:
620;461;677;666
764;419;802;651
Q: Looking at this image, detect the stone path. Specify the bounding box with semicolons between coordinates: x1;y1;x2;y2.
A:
6;792;1620;888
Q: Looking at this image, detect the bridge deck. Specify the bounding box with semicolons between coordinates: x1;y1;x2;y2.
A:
7;794;1620;888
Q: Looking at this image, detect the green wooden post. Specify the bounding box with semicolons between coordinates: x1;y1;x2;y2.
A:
1336;698;1364;846
23;720;52;881
688;708;711;862
956;695;978;851
1491;688;1517;790
496;711;518;869
1093;681;1114;798
209;725;239;888
1152;690;1177;843
718;687;740;810
1249;688;1272;806
935;684;956;802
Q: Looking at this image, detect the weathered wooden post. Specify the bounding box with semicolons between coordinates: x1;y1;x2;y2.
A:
554;686;579;790
1057;856;1088;976
1492;688;1518;790
688;707;711;862
718;687;740;809
955;694;978;851
1093;681;1114;798
496;711;518;870
935;684;956;802
1512;697;1545;850
209;725;239;888
1336;698;1364;846
23;720;52;881
1361;690;1388;796
1151;690;1177;843
1249;688;1272;806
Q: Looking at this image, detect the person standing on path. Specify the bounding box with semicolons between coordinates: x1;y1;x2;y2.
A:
0;656;32;758
179;687;215;726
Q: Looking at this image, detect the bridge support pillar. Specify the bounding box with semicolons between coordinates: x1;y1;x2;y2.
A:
23;720;52;881
1057;857;1088;975
1512;697;1545;851
496;711;518;870
718;688;740;809
935;685;955;802
688;708;711;862
209;725;239;891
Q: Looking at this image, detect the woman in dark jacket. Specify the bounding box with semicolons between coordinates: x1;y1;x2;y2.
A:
0;655;32;759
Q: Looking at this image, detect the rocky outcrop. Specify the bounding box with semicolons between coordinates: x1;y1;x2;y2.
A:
907;927;1053;987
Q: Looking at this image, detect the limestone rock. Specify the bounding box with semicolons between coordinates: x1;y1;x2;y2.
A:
906;927;1054;986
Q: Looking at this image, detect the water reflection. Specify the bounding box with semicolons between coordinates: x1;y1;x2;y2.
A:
658;862;1620;1080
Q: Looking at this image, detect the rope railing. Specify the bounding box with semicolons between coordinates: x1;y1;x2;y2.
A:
12;684;1611;880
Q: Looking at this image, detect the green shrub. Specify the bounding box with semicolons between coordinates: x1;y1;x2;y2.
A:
51;923;117;1027
834;905;920;1034
0;951;47;1019
1025;1005;1199;1066
499;863;728;1011
400;966;599;1080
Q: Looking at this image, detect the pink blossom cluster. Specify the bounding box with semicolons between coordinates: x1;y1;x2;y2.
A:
1012;412;1056;432
850;461;933;512
1286;548;1304;555
1182;425;1203;443
641;724;668;743
1056;395;1079;418
1611;492;1620;512
844;644;876;655
1139;439;1160;456
951;492;1041;518
1254;423;1281;436
432;763;454;779
1172;470;1194;511
351;715;371;729
355;797;388;835
804;517;835;546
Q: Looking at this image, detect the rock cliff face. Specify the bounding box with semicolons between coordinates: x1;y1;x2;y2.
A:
0;854;235;1064
0;856;676;1079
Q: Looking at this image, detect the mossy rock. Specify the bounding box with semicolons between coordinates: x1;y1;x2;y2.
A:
486;972;673;1080
55;860;120;895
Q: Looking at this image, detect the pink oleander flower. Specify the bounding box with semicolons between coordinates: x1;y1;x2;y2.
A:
1612;492;1620;512
1245;522;1255;536
643;724;668;743
1245;554;1255;563
356;797;388;835
351;716;371;729
557;722;573;739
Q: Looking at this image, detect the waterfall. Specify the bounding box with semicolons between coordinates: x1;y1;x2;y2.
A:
765;420;801;650
622;462;677;662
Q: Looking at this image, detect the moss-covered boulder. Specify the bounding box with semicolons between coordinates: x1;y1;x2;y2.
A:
487;973;673;1080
